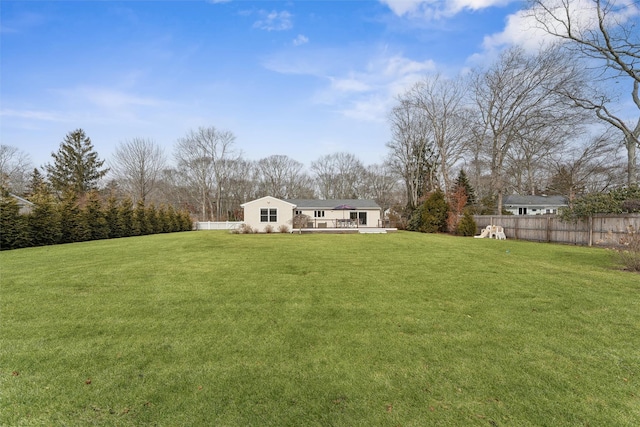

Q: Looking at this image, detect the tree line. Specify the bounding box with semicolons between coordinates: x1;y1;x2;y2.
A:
1;0;639;240
1;132;403;223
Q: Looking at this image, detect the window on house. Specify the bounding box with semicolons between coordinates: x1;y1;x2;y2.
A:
359;212;367;225
349;212;367;225
295;210;302;215
314;210;325;218
260;208;277;222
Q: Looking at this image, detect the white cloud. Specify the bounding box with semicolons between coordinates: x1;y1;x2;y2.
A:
379;0;516;19
481;9;552;52
264;43;437;122
264;46;434;122
378;0;424;16
450;0;513;12
293;34;309;46
58;86;163;110
253;10;293;31
379;55;435;78
481;0;640;53
329;77;372;93
318;52;436;121
339;95;390;121
0;108;64;122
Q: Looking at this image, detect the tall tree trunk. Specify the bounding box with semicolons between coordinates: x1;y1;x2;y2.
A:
627;136;637;186
627;117;640;185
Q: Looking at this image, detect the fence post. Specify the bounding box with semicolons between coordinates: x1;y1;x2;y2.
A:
588;215;593;247
546;216;551;243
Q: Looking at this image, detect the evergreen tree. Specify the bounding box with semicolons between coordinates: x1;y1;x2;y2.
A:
133;200;150;235
156;205;169;233
58;191;89;243
25;168;49;198
82;191;109;241
457;210;478;236
165;205;178;232
118;197;134;237
28;192;61;246
104;195;121;238
45;129;109;195
0;189;29;250
179;210;193;231
546;166;583;200
454;169;476;207
406;204;424;232
146;204;160;234
421;189;449;233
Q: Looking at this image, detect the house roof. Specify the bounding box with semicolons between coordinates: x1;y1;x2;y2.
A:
240;195;297;208
8;193;35;206
503;195;567;207
285;199;380;209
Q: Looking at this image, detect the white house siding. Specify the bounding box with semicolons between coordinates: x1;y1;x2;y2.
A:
240;196;295;232
504;207;560;216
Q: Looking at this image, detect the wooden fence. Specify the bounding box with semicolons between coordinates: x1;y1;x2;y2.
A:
473;214;640;246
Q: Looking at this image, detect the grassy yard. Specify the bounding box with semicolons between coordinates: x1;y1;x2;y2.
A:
1;231;638;426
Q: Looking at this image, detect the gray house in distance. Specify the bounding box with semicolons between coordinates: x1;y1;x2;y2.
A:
503;195;568;216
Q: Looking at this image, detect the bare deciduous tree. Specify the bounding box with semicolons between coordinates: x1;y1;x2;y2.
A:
155;167;190;210
504;106;589;195
387;97;439;210
224;159;260;219
472;46;584;213
407;74;471;194
310;152;366;199
256;155;314;199
360;162;401;215
174;126;239;220
546;130;625;201
0;145;32;194
529;0;640;184
110;138;166;205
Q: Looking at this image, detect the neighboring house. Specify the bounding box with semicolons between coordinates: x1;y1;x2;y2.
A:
10;194;34;215
503;195;567;215
240;196;382;232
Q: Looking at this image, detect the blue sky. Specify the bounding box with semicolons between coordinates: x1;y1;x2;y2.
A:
2;0;538;170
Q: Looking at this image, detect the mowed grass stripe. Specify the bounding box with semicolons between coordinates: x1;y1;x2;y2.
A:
1;231;638;426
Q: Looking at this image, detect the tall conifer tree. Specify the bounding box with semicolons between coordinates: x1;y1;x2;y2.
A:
46;129;109;196
83;191;109;241
28;192;61;246
0;190;29;250
454;169;476;207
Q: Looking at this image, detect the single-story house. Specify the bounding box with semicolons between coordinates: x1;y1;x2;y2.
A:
240;196;382;232
503;195;567;215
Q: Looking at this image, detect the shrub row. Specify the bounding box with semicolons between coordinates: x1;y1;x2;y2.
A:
232;223;290;234
0;190;193;251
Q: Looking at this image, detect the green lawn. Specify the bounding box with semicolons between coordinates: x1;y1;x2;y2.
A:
1;231;638;426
